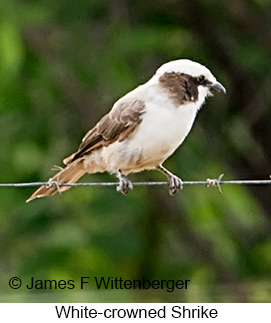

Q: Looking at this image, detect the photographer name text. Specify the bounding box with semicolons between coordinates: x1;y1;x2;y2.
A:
9;276;190;293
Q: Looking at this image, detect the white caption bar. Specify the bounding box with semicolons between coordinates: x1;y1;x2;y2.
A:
0;303;270;322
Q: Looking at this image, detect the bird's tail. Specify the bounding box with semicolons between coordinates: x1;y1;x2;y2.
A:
26;159;85;202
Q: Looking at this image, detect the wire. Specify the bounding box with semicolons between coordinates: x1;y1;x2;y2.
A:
0;176;271;192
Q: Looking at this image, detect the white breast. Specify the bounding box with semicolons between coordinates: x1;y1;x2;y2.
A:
130;100;198;160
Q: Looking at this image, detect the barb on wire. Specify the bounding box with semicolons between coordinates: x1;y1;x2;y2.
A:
0;174;271;193
206;174;224;194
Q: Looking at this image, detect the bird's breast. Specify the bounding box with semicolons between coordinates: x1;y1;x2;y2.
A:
131;101;199;157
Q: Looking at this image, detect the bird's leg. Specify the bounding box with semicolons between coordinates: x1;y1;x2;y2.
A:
116;170;133;195
157;165;183;195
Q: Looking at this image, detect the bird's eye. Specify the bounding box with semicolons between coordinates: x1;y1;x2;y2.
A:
197;75;205;84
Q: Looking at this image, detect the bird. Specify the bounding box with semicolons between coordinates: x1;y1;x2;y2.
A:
26;59;226;202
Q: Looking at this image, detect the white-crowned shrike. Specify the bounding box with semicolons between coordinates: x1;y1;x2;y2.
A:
27;59;225;202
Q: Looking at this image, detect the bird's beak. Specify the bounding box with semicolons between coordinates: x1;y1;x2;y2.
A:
208;82;226;94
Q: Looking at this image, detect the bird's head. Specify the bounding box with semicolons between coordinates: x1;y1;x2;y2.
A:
152;59;226;107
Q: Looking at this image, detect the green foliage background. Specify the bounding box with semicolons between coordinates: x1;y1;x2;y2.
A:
0;0;271;302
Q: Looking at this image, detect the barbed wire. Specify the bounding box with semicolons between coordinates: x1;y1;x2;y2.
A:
0;174;271;194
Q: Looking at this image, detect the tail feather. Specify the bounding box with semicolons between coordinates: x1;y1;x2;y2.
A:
26;160;85;202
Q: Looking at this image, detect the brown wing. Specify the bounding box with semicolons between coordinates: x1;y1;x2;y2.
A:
64;99;145;164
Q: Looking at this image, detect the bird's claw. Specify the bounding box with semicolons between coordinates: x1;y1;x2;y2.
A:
117;175;133;195
168;175;183;195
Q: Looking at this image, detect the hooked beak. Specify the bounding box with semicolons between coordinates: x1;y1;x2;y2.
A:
207;82;226;94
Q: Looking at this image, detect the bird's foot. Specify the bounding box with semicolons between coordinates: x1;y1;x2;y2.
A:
156;165;183;196
116;171;133;195
168;174;183;196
